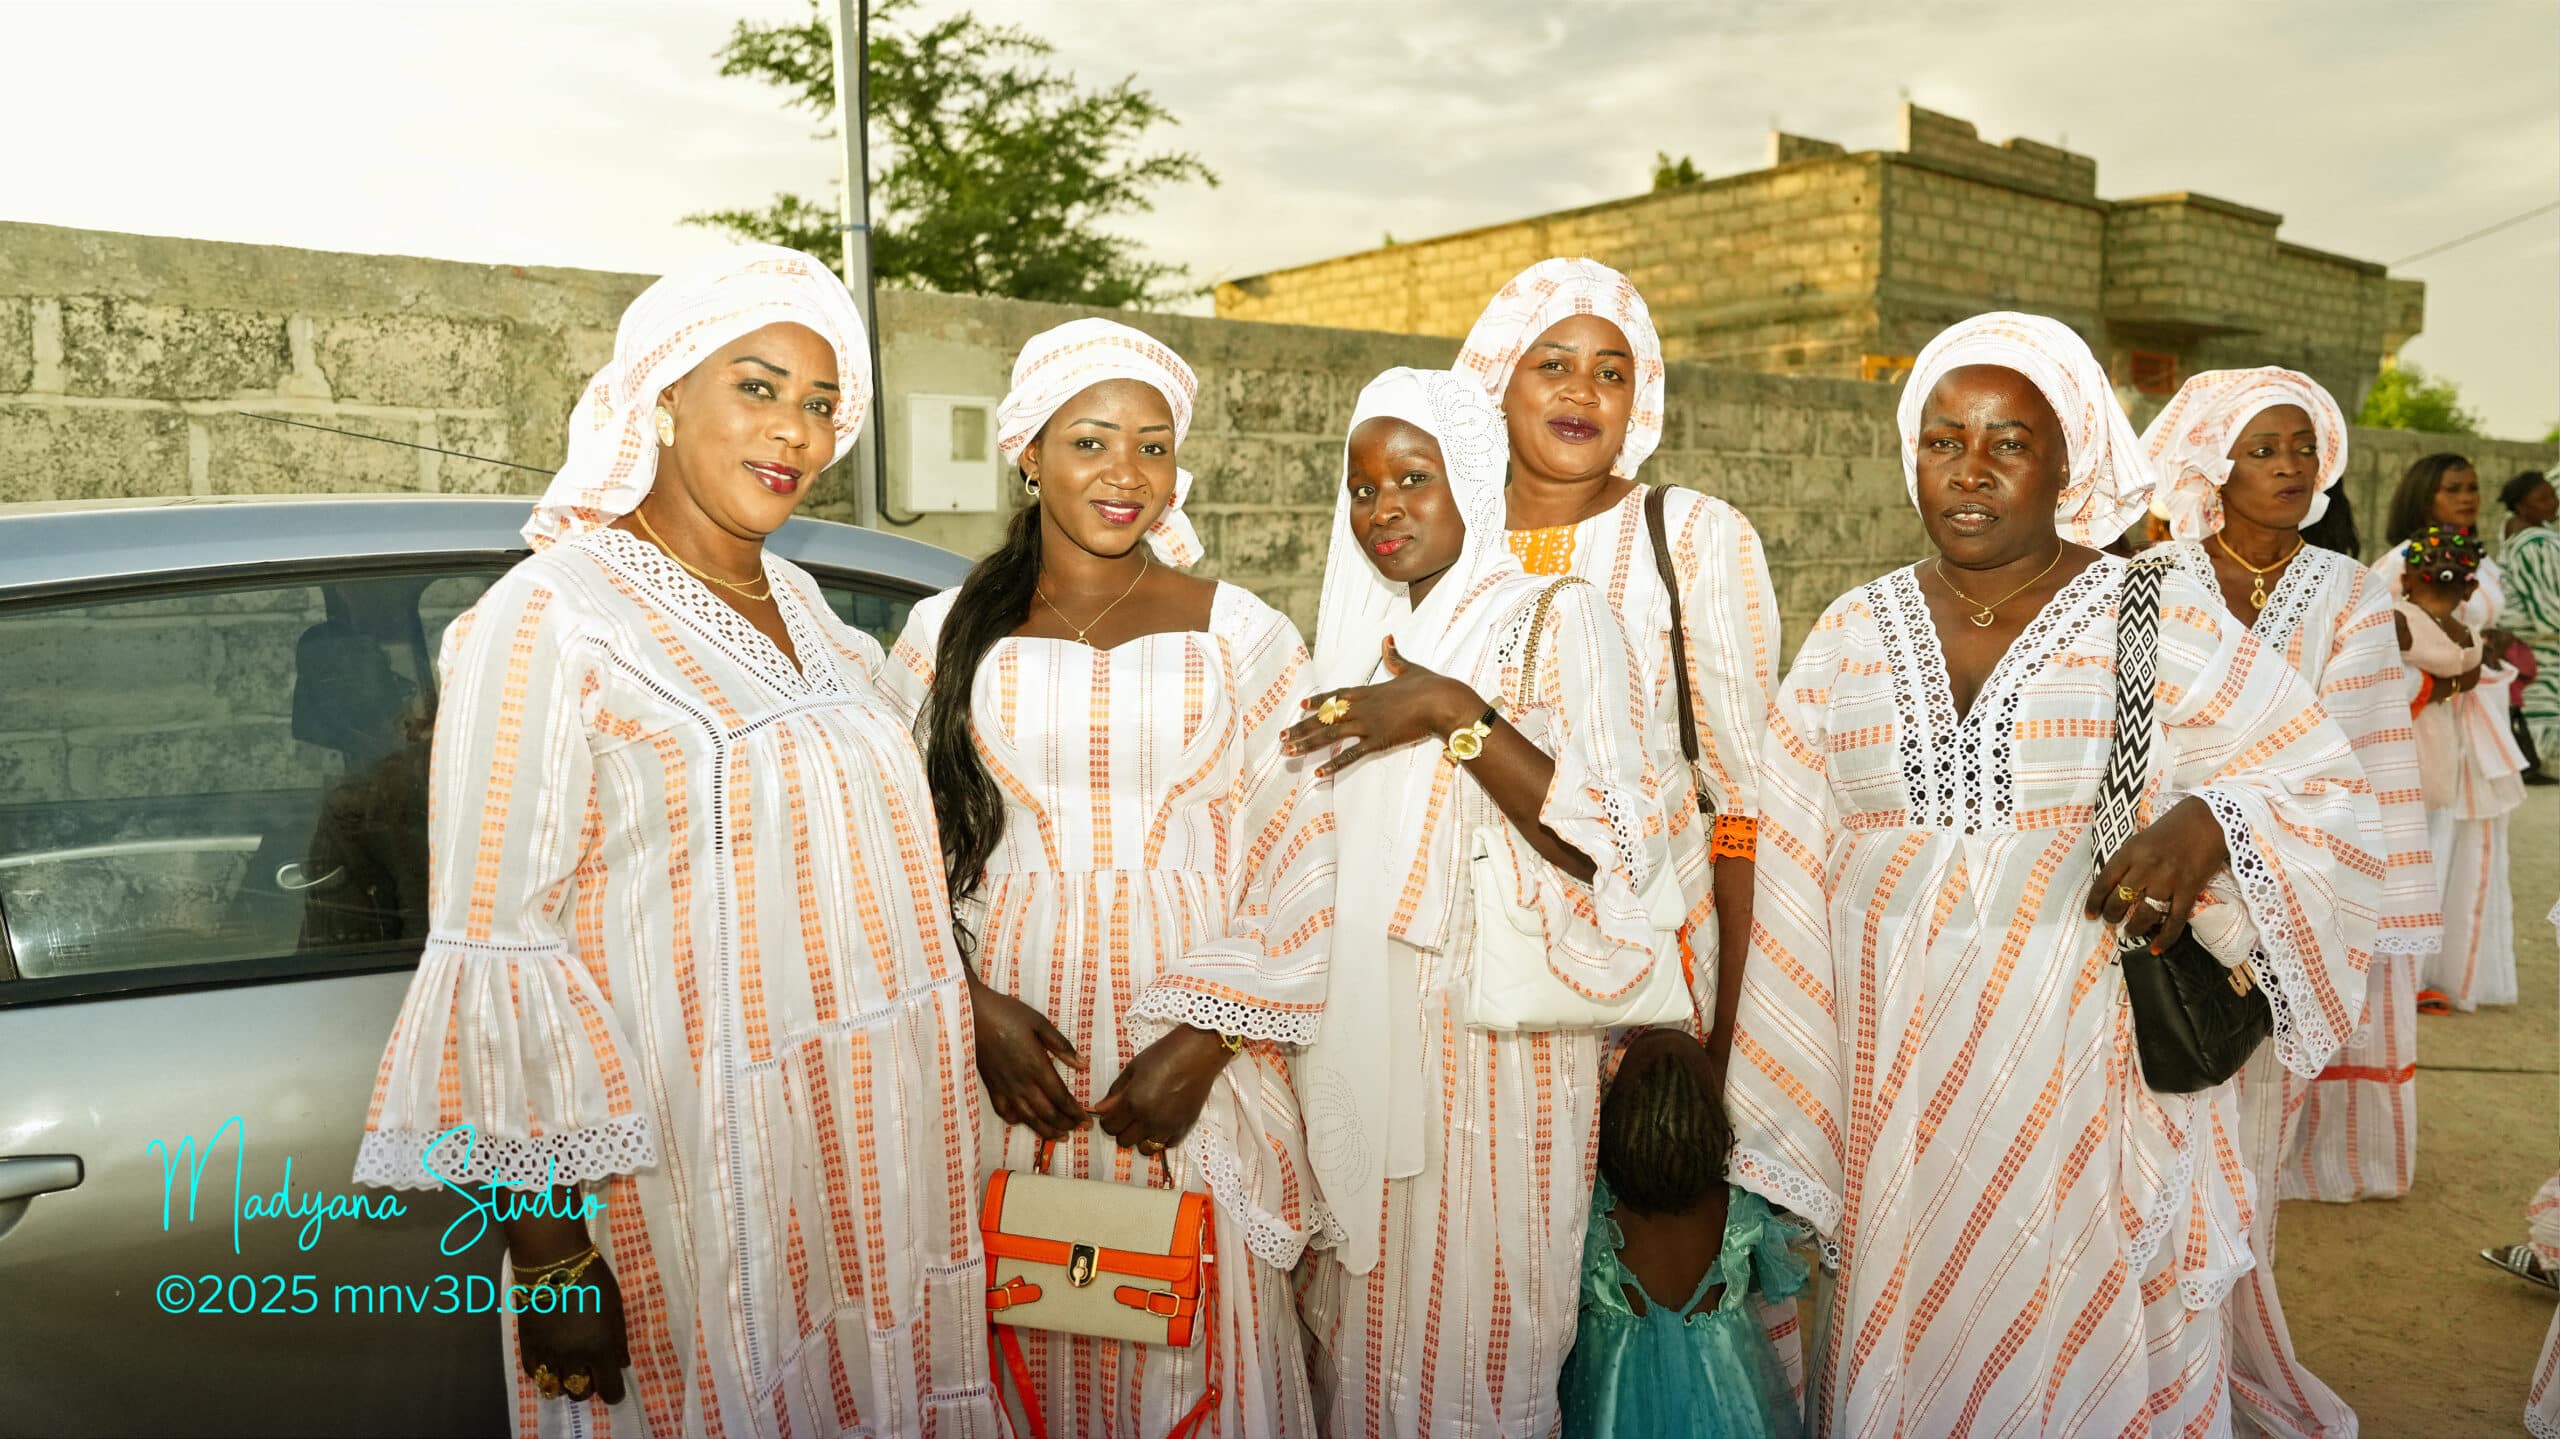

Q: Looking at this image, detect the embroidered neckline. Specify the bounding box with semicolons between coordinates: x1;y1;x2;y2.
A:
1883;557;2119;832
583;528;840;698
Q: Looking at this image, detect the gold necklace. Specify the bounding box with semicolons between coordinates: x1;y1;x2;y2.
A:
2213;531;2304;609
631;507;770;601
1933;548;2064;627
1035;552;1150;645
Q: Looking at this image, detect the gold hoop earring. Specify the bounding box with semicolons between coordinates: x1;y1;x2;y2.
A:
654;405;676;448
1023;474;1039;497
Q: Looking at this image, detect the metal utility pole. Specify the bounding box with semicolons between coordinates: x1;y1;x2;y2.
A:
830;0;896;527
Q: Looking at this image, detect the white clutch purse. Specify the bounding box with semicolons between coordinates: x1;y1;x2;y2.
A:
1456;577;1694;1033
1461;821;1693;1031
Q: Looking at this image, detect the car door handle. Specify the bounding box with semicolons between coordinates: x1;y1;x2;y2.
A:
0;1154;83;1203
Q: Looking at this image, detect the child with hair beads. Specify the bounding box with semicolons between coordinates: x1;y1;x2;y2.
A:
1561;1029;1808;1438
2394;524;2526;1013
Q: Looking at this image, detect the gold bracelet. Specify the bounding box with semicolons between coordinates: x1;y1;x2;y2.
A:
517;1244;598;1282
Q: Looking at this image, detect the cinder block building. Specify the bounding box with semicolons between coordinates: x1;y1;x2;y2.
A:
1214;103;2422;421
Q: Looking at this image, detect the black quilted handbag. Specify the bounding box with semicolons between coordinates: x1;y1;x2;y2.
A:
2098;557;2273;1094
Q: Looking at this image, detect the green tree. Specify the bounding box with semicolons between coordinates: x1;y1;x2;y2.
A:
1651;151;1703;191
688;0;1215;308
2355;363;2481;436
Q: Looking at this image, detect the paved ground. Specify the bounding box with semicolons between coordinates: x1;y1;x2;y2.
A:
2280;784;2556;1437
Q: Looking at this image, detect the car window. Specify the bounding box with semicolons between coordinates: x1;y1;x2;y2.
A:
814;576;922;652
0;567;503;989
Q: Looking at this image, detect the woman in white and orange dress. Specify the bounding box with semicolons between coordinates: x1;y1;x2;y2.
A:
1289;366;1671;1438
2373;453;2528;1014
888;319;1334;1438
2142;367;2426;1438
1725;313;2380;1437
1456;258;1778;1070
354;246;998;1437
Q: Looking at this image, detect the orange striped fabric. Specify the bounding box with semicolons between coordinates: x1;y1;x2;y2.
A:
357;527;997;1438
1725;554;2380;1437
1293;576;1671;1437
1505;482;1778;1033
886;580;1336;1438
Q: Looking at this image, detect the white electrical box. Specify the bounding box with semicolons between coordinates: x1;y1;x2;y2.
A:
904;393;1004;513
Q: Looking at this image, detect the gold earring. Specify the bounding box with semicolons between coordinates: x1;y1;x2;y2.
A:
1023;474;1039;497
654;405;675;448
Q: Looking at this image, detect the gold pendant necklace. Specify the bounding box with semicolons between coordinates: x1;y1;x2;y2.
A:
1035;552;1150;645
631;506;771;601
2214;532;2303;610
1932;548;2064;627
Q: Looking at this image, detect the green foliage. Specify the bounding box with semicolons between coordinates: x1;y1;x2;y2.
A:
2543;422;2557;444
2355;364;2481;436
1651;151;1703;191
687;0;1215;308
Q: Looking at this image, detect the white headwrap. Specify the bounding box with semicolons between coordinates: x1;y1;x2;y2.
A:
1896;311;2152;547
1304;367;1547;1274
2138;367;2350;541
995;317;1204;567
1454;258;1668;480
526;244;871;550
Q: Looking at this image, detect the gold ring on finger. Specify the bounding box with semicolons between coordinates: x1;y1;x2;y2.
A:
1316;696;1350;725
2115;884;2142;904
563;1372;592;1399
533;1364;563;1399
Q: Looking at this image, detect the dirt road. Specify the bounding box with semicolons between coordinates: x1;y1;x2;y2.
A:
2279;784;2556;1436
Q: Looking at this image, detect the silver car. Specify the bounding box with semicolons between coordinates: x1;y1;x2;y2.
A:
0;495;970;1437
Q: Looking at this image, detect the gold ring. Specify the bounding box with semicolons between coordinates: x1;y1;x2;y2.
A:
533;1364;563;1399
1139;1139;1166;1155
1316;696;1350;725
2115;884;2143;904
563;1372;592;1399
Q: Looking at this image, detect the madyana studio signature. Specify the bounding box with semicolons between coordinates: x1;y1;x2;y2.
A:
149;1118;603;1256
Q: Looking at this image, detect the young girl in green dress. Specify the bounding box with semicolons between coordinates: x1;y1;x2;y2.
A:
1562;1030;1807;1439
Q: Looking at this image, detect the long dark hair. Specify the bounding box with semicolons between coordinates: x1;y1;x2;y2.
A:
2300;484;2361;559
2385;452;2475;547
923;499;1042;949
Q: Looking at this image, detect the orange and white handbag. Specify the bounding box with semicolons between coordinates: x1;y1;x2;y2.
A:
981;1137;1220;1438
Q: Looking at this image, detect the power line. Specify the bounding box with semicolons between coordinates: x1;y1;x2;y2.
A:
234;411;550;474
2390;200;2560;268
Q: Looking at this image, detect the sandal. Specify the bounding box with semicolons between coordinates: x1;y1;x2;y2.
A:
2416;988;2455;1016
2482;1243;2560;1291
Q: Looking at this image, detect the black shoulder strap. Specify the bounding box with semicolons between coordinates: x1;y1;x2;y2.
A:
1644;484;1707;795
2095;557;2169;863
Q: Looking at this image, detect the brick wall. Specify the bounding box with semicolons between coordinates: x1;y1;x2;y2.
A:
3;223;2550;675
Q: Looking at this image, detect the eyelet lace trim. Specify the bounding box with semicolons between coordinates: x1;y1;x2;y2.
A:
2528;1409;2560;1439
2248;547;2327;654
1128;983;1321;1046
1184;1132;1306;1270
1730;1146;1840;1235
583;530;829;699
2123;1096;2202;1275
2371;931;2437;956
1881;561;2116;833
352;1113;656;1193
2195;787;2337;1078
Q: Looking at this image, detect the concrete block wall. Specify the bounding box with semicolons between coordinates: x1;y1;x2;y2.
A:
1898;104;2100;198
1875;161;2108;348
1212;158;1887;379
4;223;2551;677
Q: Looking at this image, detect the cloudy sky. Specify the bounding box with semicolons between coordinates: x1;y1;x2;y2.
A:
6;0;2554;436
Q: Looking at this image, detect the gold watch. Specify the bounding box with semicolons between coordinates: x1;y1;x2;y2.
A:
1444;704;1497;763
